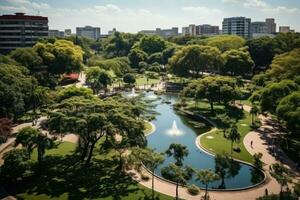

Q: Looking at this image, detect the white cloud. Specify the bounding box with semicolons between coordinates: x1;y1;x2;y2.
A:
182;6;223;15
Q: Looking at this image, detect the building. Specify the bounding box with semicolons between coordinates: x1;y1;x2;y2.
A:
182;24;197;36
198;24;219;36
279;26;295;33
222;17;251;38
76;26;101;40
64;29;72;37
265;18;276;34
0;12;48;54
139;27;178;37
49;29;64;37
108;28;117;35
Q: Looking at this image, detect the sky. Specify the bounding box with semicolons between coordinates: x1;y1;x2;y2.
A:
0;0;300;34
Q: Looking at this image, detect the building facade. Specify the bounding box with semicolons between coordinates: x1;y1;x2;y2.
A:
139;27;178;37
182;24;197;36
49;29;64;37
198;24;219;35
265;18;276;34
64;29;72;37
222;17;251;38
76;26;101;40
0;12;48;54
279;26;295;33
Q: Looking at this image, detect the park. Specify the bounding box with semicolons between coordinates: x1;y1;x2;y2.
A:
0;32;300;200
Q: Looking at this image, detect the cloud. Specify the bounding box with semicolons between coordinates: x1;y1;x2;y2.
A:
182;6;223;15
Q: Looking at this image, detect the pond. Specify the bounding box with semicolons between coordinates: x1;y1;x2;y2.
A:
143;92;264;190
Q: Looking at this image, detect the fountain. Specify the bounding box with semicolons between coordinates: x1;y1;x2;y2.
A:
128;87;138;97
167;120;183;136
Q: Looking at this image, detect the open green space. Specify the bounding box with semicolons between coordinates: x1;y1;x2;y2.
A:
185;100;254;163
6;141;173;200
136;76;160;86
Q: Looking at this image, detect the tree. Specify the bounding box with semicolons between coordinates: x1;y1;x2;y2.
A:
103;32;131;57
221;48;254;76
47;96;145;167
266;48;300;81
128;147;165;200
166;143;189;166
260;80;298;113
183;76;238;112
161;163;194;200
276;91;300;134
196;169;220;200
30;84;49;125
214;154;241;189
247;36;275;68
0;64;35;120
250;105;259;125
270;163;292;194
0;118;12;144
15;126;55;171
253;152;263;170
227;124;241;156
135;35;166;55
123;73;136;85
272;32;300;55
201;35;246;52
128;48;147;68
1;149;29;180
148;52;163;64
169;45;222;78
56;86;94;102
9;47;42;70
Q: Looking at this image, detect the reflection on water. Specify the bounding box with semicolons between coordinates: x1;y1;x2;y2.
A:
144;92;264;189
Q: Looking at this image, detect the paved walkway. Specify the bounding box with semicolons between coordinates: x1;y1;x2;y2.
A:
131;104;299;200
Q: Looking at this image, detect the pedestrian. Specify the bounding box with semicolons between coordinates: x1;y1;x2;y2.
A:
251;140;253;148
265;188;268;196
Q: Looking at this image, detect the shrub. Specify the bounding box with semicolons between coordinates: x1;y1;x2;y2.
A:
187;184;200;196
233;147;241;153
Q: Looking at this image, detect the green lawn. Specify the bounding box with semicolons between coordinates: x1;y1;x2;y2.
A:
143;121;154;135
7;141;173;200
136;76;160;86
185;100;254;163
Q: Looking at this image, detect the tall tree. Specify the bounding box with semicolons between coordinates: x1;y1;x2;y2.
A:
165;143;189;166
161;163;194;200
227;124;241;156
169;45;222;78
250;105;259;125
128;48;147;68
9;48;42;71
196;169;220;200
270;163;292;194
128;147;165;200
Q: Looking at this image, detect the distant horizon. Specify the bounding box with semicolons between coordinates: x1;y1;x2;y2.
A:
1;0;299;34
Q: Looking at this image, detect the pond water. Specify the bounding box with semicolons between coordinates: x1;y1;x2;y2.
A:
144;92;264;190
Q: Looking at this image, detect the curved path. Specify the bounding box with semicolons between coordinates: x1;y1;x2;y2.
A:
132;104;299;200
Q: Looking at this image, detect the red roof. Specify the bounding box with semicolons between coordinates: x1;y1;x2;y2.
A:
63;73;79;80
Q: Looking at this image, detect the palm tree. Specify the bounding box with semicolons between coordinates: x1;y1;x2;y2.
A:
161;163;194;200
270;163;292;195
166;143;189;166
227;124;241;156
128;147;165;200
196;169;220;200
250;105;259;125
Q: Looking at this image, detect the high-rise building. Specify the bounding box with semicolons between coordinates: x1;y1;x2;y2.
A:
182;24;197;36
279;26;294;33
49;30;64;37
198;24;219;35
139;27;178;37
265;18;276;34
76;26;101;40
0;12;48;54
222;17;251;38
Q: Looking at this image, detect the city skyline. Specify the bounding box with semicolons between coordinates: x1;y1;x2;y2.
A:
0;0;300;34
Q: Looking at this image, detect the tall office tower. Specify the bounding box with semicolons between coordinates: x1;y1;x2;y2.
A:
265;18;276;34
222;17;251;38
0;12;48;54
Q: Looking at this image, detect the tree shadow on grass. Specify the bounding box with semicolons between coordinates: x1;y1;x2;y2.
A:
5;154;140;200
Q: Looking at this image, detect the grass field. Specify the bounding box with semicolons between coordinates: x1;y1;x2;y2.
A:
7;141;173;200
136;76;160;86
185;100;254;163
